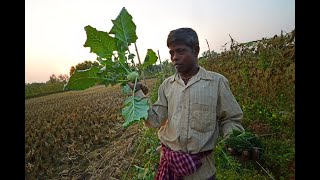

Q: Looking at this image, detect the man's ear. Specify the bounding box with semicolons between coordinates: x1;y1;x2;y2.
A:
193;45;200;57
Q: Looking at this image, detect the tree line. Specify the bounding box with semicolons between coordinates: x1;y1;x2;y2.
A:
26;48;215;99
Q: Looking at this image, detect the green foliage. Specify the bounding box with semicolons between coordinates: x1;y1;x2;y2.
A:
160;60;176;77
142;59;175;80
142;49;158;70
214;138;274;180
122;83;132;94
63;66;104;90
262;138;295;179
199;30;295;179
83;25;117;59
25;83;66;99
200;50;218;60
214;141;242;171
25;73;69;99
109;7;138;51
64;7;153;91
224;129;264;153
129;126;160;180
122;96;150;128
143;64;162;78
63;7;158;128
133;165;155;180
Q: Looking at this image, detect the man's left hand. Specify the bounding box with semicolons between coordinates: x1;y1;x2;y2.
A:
127;82;149;94
226;146;260;162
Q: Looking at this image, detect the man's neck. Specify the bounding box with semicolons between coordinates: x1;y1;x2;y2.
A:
179;66;200;79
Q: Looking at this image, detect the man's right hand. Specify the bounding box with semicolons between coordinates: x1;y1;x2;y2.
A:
127;82;149;94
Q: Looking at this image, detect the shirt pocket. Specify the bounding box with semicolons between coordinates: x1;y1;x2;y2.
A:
190;103;216;132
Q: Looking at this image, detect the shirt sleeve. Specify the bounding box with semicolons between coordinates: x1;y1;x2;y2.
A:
134;83;168;128
216;76;245;138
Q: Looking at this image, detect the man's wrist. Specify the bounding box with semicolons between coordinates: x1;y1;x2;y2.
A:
134;89;146;98
134;87;142;92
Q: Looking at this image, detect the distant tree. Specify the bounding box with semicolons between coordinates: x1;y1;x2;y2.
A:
70;66;76;76
46;73;69;84
69;60;101;77
75;60;100;70
161;59;175;77
47;74;58;84
145;64;161;73
58;74;69;83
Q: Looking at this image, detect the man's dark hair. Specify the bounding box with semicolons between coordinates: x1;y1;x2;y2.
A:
167;27;199;49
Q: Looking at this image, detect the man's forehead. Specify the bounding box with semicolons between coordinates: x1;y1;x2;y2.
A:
169;43;190;50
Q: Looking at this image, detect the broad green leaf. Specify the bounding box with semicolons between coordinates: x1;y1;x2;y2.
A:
142;49;158;70
96;55;131;84
118;51;128;66
121;83;131;95
84;25;116;59
109;7;137;51
96;56;115;68
64;66;102;90
122;96;149;128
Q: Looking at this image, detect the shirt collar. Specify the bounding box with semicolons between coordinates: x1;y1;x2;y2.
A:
169;66;213;83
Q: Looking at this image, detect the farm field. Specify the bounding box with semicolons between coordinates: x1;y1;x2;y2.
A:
26;30;295;179
25;78;157;179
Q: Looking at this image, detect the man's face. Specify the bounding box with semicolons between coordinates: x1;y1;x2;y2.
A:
169;43;198;74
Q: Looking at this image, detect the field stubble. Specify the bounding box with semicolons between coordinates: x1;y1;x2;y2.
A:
25;79;157;179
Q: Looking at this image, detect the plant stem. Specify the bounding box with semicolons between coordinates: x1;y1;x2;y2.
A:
255;160;275;180
132;77;137;97
205;39;212;59
257;133;277;137
118;60;131;74
157;50;162;72
221;148;236;172
134;42;147;86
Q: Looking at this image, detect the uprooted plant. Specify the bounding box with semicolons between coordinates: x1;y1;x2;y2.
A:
64;7;158;128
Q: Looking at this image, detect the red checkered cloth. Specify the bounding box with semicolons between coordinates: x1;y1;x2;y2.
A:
155;143;213;180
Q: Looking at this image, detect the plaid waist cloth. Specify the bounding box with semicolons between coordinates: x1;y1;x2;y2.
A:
155;143;213;180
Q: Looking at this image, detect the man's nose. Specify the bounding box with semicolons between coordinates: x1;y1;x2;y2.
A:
172;53;179;62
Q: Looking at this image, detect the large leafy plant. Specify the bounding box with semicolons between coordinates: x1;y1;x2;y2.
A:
64;7;158;128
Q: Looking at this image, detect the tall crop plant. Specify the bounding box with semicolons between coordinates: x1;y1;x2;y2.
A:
200;30;295;179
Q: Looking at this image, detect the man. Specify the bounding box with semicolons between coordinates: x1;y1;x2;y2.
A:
130;27;253;179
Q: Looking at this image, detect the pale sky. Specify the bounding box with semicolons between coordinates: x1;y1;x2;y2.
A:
25;0;295;83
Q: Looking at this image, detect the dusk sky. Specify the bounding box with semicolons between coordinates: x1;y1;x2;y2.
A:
25;0;295;83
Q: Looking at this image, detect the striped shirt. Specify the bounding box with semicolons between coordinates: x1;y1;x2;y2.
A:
135;66;244;179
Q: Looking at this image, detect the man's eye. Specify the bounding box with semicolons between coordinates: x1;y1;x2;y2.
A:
177;49;185;53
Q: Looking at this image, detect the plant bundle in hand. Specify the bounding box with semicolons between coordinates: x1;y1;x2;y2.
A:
225;129;264;153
